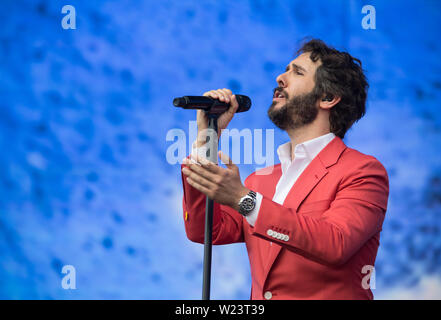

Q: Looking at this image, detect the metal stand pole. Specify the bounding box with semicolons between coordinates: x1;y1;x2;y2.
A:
202;115;218;300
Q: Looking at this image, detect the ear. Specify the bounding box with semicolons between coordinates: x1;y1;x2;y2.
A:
319;94;341;110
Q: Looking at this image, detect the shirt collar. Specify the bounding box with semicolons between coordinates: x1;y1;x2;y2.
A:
277;132;336;173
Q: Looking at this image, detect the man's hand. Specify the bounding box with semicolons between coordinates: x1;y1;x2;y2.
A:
182;150;250;212
196;89;239;147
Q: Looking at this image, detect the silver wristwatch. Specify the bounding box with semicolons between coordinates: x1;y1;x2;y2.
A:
238;190;257;216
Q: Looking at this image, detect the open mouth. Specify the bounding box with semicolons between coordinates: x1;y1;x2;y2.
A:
273;89;286;100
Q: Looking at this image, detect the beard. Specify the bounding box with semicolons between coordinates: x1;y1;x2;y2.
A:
267;89;320;131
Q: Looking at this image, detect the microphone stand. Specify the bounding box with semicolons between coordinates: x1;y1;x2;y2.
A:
202;113;218;300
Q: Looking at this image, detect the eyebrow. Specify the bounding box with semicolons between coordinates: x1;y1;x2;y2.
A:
285;63;307;73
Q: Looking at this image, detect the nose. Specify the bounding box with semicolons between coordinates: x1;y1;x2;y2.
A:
276;72;286;88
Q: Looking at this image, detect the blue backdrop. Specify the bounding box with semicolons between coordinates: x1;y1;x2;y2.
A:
1;0;441;299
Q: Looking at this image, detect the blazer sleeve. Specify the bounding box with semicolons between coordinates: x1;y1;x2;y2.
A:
181;161;247;245
251;157;389;266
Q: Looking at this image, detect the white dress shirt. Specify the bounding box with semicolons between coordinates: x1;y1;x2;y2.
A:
245;132;336;227
189;132;336;227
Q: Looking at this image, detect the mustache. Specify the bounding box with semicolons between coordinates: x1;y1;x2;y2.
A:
273;87;289;99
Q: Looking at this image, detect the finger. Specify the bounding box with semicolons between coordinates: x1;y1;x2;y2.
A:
182;166;217;190
216;89;230;102
222;88;232;95
189;152;205;166
185;159;219;182
227;94;239;113
185;176;212;197
191;153;224;175
199;156;223;174
218;150;235;169
203;90;219;100
219;88;233;103
183;156;201;167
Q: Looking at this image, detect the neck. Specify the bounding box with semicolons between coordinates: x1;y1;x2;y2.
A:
286;124;331;161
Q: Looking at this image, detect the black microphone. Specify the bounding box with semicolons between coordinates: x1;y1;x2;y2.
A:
173;95;251;115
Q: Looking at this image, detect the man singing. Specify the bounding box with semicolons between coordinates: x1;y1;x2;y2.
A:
180;39;389;300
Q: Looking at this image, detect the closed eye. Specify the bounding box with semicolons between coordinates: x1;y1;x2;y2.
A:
284;68;303;76
285;63;307;76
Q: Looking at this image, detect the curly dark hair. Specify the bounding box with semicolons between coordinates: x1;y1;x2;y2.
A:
297;39;369;139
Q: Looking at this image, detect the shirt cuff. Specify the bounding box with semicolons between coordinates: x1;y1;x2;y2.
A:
190;140;209;164
245;191;263;227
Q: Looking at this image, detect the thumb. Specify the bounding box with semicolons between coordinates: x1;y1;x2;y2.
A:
228;94;239;113
218;150;236;170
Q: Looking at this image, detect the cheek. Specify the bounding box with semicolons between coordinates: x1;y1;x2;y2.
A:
289;78;315;96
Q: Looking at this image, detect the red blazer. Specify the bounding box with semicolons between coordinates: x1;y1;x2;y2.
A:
181;137;389;300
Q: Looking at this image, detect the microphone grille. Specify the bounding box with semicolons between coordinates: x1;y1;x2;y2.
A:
235;95;252;112
173;97;184;107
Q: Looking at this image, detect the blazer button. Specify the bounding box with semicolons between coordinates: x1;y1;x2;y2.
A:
264;291;272;300
266;229;274;237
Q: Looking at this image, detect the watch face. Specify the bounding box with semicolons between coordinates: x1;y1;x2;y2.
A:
243;198;254;210
240;196;255;215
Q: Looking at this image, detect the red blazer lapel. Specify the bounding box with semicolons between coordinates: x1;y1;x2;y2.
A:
286;136;347;212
